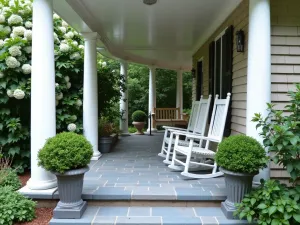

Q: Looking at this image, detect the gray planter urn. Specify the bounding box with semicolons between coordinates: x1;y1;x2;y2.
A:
99;136;113;153
53;166;89;219
132;122;145;135
220;167;257;219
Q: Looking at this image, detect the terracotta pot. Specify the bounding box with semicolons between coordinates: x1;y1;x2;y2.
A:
132;121;145;135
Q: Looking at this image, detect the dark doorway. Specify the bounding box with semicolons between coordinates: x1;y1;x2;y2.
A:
196;60;203;101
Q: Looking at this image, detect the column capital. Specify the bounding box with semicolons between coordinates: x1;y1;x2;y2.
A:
81;32;98;41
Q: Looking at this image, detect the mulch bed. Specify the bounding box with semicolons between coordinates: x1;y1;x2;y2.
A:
17;172;54;225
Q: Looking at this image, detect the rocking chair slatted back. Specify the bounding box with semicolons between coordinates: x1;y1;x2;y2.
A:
206;93;231;144
187;100;200;132
193;95;212;135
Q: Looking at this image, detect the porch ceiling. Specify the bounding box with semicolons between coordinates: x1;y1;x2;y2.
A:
54;0;242;71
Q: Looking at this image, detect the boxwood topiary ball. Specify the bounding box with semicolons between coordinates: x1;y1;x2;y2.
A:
215;135;267;174
132;110;147;122
38;132;93;174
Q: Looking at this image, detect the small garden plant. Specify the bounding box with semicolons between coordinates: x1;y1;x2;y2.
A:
235;180;300;225
98;117;113;137
215;135;268;174
132;110;147;122
38;132;93;174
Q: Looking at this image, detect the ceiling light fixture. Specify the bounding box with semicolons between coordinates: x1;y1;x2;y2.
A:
143;0;157;6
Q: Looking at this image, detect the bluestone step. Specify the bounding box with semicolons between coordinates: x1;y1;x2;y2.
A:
49;206;253;225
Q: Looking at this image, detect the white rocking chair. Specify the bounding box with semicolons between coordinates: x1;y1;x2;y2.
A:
168;93;231;179
162;95;212;165
158;100;200;158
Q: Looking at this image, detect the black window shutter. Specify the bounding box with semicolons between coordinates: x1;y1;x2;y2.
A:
208;41;215;121
222;25;233;137
196;61;203;100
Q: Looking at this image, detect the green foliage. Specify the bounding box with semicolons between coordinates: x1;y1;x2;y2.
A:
98;117;113;137
215;135;268;174
0;186;36;225
132;110;147;122
252;84;300;184
235;180;300;225
0;168;21;191
38;132;93;173
128;126;137;133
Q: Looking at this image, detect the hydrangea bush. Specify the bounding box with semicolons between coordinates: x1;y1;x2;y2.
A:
0;0;123;172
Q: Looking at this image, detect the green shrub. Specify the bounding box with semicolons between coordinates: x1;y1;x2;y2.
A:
132;110;147;122
0;186;36;225
38;132;93;174
252;84;300;184
128;126;137;133
235;180;300;225
215;135;268;174
0;168;21;191
98;117;113;137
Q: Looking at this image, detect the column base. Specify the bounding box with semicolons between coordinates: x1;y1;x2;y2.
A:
91;152;102;161
19;185;58;197
26;177;57;190
147;128;157;132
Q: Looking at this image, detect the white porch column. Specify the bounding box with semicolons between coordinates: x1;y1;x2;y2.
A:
247;0;271;181
27;0;57;190
119;61;129;135
82;32;101;160
147;66;157;132
176;70;183;119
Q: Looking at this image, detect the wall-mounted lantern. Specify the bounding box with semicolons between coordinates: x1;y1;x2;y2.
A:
236;30;245;52
191;68;196;79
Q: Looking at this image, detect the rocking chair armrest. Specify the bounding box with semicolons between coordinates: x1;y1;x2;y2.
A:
185;133;219;143
163;126;187;131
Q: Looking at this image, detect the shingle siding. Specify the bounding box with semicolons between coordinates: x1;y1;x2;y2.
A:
192;0;249;135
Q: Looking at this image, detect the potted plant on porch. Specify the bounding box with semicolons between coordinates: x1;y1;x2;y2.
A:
215;135;268;219
37;132;93;219
98;117;118;153
132;110;147;135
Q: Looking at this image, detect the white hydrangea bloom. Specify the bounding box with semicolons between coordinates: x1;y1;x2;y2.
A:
17;55;27;62
3;26;11;34
67;123;77;132
10;33;17;38
0;40;4;47
62;21;68;28
9;0;15;7
70;115;77;121
64;31;74;39
18;10;25;15
59;43;70;52
24;30;32;41
9;46;22;57
102;61;107;67
13;89;25;100
6;56;20;68
76;99;82;107
56;92;63;100
0;72;4;78
64;76;70;82
74;31;79;35
25;21;32;28
55;83;59;87
66;82;71;89
24;6;31;14
0;14;5;24
56;100;59;106
7;90;14;98
2;7;10;13
22;64;31;74
53;13;60;19
79;45;84;49
112;70;115;73
72;41;78;46
8;14;23;25
59;27;66;34
13;26;26;36
24;46;32;54
70;52;80;60
61;40;67;44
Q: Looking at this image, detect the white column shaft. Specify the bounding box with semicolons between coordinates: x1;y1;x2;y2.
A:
28;0;57;190
120;61;129;135
148;67;156;131
176;71;183;119
247;0;271;180
83;33;101;160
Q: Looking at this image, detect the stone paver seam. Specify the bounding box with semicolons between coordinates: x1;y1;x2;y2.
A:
192;207;197;217
103;180;108;187
160;216;163;225
91;207;101;225
150;207;152;216
127;207;130;217
174;187;178;200
210;190;213;196
201;187;205;191
216;184;220;188
190;184;193;188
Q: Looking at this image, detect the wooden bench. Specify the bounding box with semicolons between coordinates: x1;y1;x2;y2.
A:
152;108;188;127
